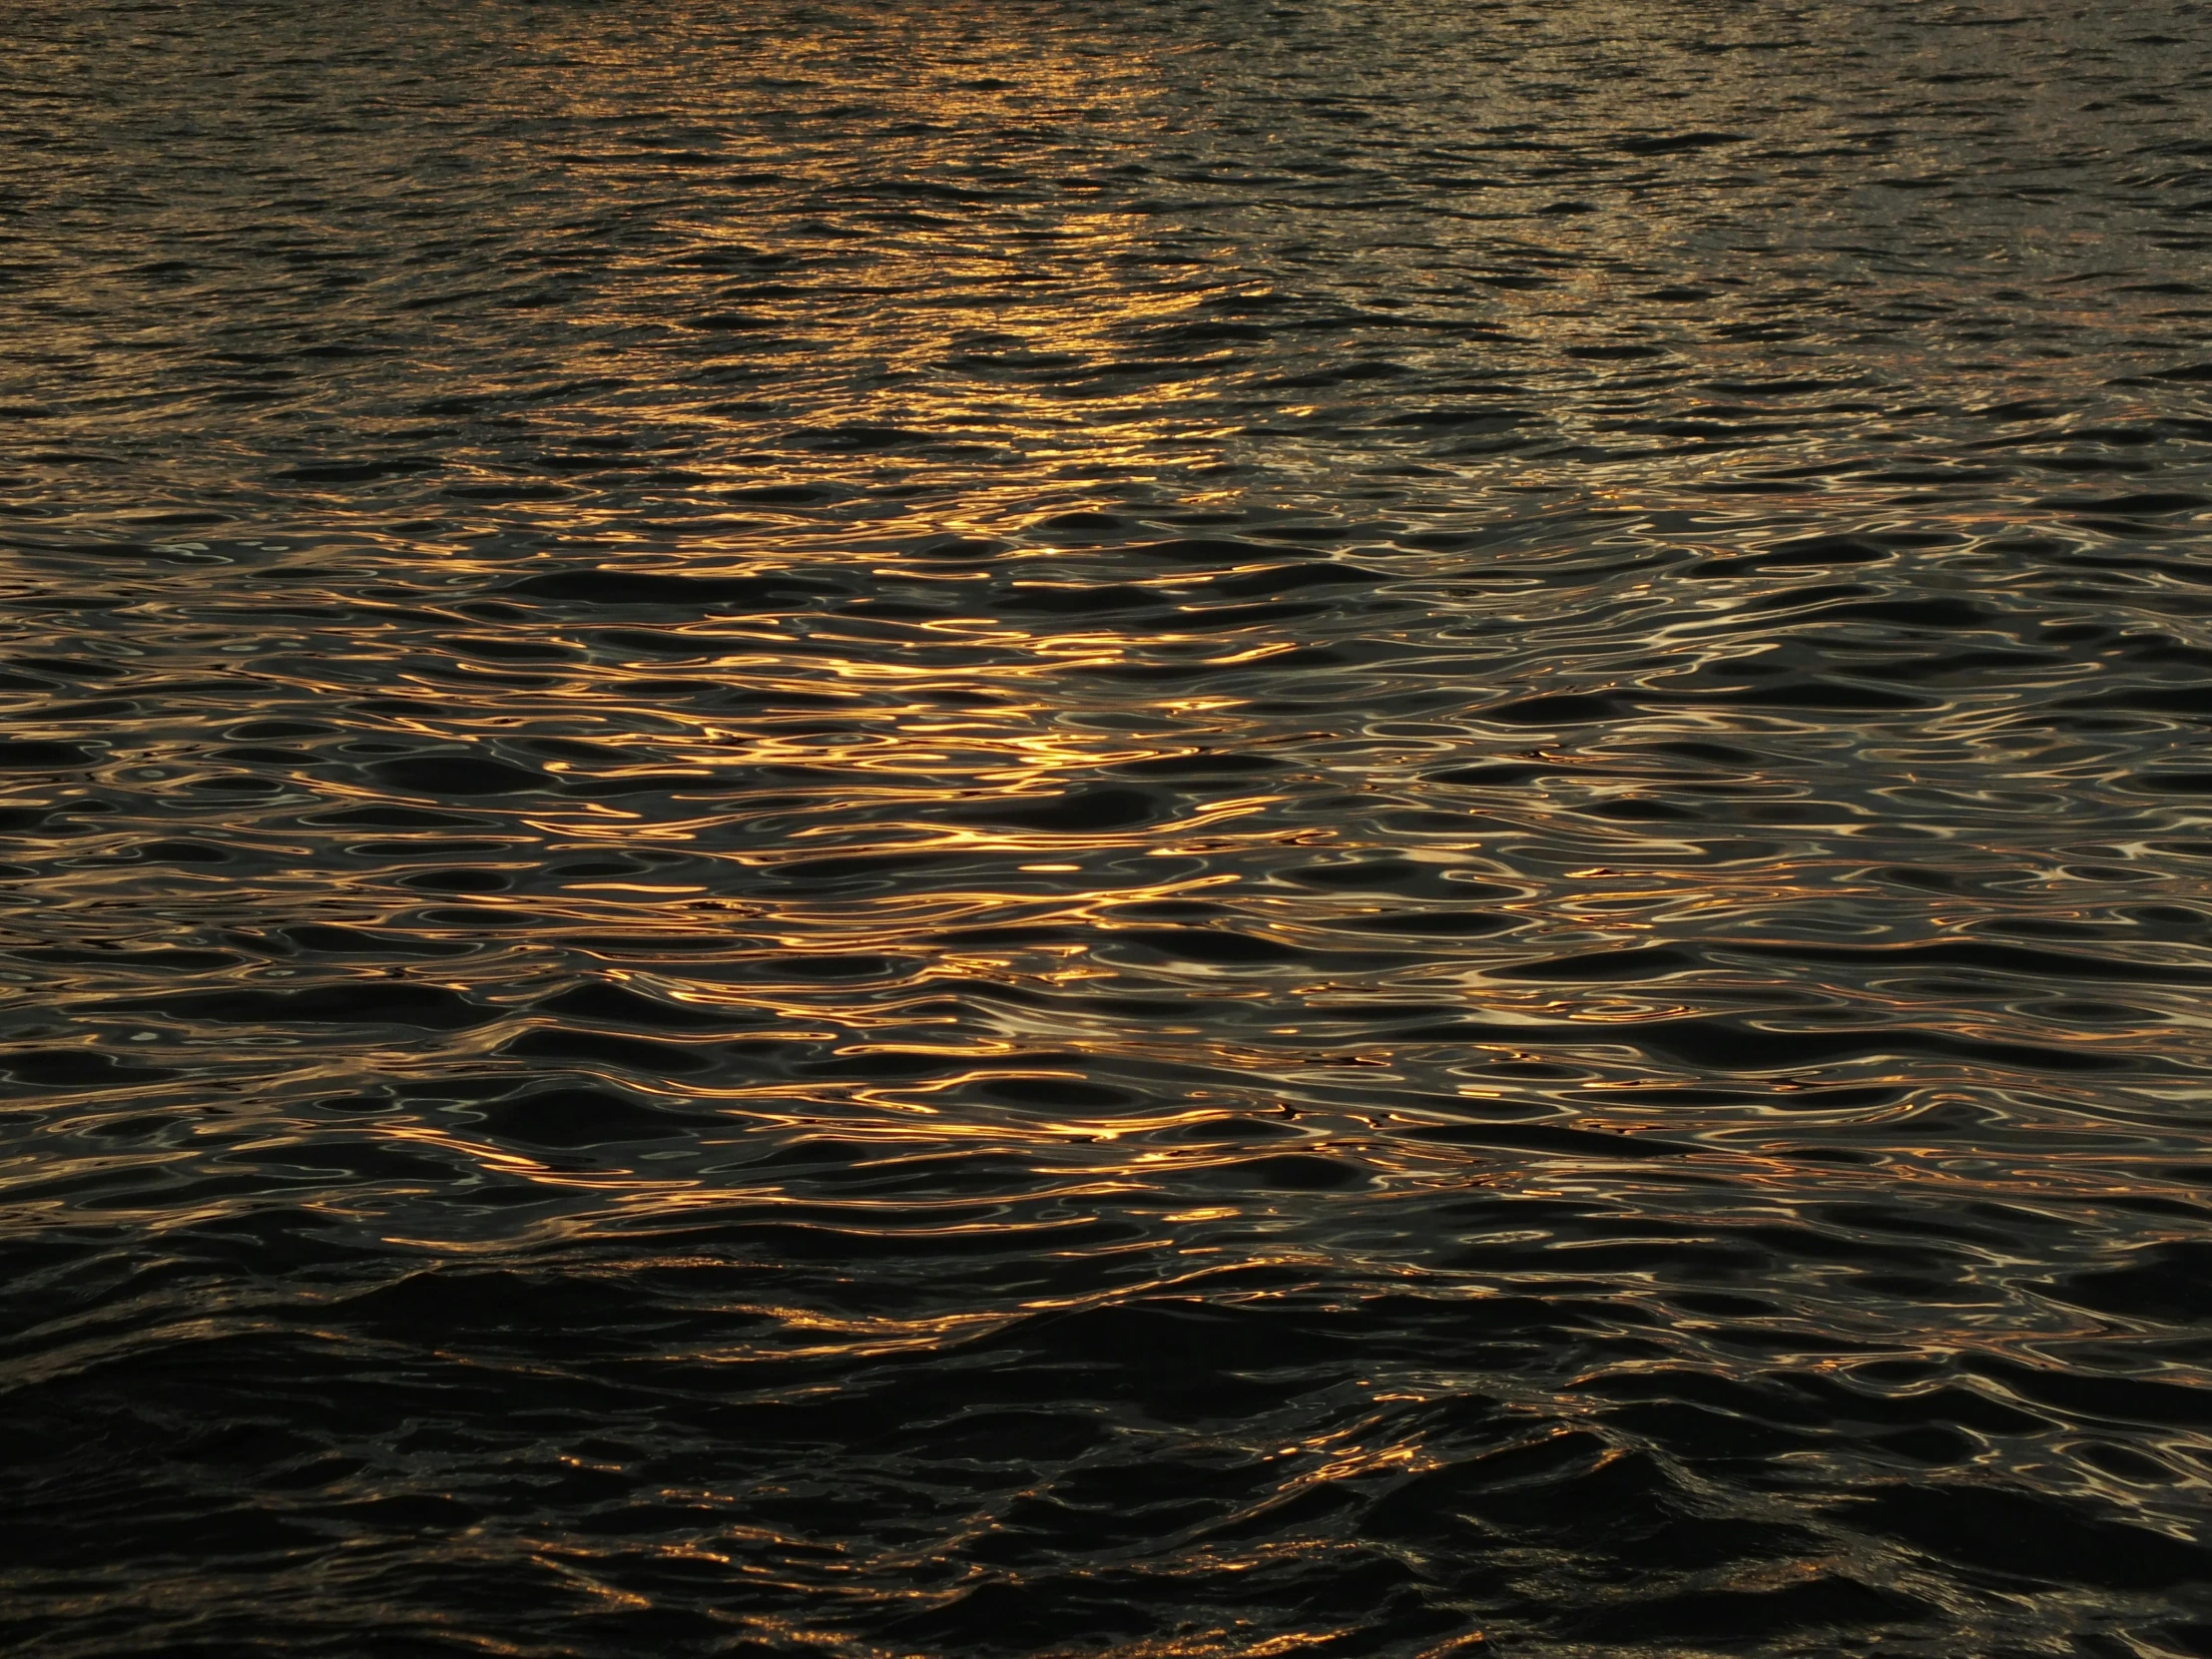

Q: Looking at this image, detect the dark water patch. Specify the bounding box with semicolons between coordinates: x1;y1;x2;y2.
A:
1118;927;1309;964
949;788;1162;832
9;944;244;972
269;924;476;957
506;569;844;609
976;1076;1141;1110
1411;1121;1695;1160
366;754;550;798
1836;1484;2212;1589
109;983;498;1030
1;1048;180;1087
120;838;235;863
1364;1013;2125;1075
1569;1576;1930;1642
1112;751;1285;779
1481;691;1638;726
1280;857;1428;887
1496;945;1700;980
304;805;496;829
1201;561;1387;597
495;1028;722;1074
775;849;976;883
1724;937;2212;985
995;583;1168;616
474;1086;720;1148
1332;910;1516;937
0;739;101;768
533;981;754;1029
2041;1241;2212;1324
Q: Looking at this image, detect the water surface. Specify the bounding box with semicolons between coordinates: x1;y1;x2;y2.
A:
5;3;2212;1654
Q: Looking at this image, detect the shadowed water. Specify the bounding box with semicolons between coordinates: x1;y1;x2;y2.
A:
4;2;2212;1654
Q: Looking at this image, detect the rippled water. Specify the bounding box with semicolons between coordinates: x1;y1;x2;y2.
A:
5;2;2212;1654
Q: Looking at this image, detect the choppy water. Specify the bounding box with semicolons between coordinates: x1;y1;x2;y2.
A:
5;2;2212;1654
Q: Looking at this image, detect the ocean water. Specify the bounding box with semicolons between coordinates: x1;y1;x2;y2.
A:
4;2;2212;1654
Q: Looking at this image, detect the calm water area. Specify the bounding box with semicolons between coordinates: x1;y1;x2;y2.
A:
5;2;2212;1654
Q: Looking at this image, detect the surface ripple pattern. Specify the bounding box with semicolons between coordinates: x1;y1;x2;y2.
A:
4;4;2212;1656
